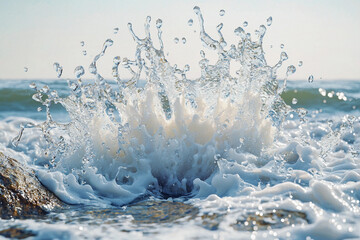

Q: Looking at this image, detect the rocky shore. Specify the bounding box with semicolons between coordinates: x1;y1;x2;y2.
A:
0;152;62;219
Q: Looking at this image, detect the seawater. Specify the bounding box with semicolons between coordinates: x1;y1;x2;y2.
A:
1;6;360;240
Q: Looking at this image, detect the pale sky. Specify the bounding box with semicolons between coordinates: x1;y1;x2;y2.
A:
0;0;359;81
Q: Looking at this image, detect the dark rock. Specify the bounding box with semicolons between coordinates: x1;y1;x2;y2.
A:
0;227;36;239
0;152;62;219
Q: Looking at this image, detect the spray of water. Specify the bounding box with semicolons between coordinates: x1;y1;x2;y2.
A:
12;6;324;205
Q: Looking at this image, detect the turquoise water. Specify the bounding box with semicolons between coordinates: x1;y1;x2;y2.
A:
1;79;359;120
283;80;360;116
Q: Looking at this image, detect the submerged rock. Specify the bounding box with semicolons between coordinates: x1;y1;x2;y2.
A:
200;209;309;231
65;200;200;224
0;227;36;239
0;152;62;219
231;209;309;231
46;199;308;232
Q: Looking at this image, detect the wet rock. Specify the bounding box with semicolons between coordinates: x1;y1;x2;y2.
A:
231;209;309;231
128;200;199;224
0;152;62;219
68;200;200;224
201;212;225;230
0;227;36;239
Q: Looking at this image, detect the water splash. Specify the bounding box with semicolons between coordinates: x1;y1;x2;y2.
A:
286;65;296;76
16;7;314;205
89;39;113;76
5;6;360;239
74;66;85;79
308;75;314;83
53;62;63;78
188;19;193;26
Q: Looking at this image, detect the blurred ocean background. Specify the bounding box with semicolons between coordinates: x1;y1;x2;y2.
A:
1;79;359;121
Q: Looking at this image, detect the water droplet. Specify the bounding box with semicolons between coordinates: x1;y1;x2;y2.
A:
174;37;179;44
298;61;303;67
267;16;273;26
156;19;163;28
234;27;246;39
258;25;266;38
308;75;314;83
29;82;36;89
50;91;58;98
182;37;187;44
82;50;87;56
24;67;28;72
32;93;43;102
89;63;96;75
113;56;121;64
243;21;248;27
80;41;85;47
286;65;296;76
37;107;42;112
188;19;193;26
113;27;119;34
200;50;205;58
193;6;201;14
280;52;288;61
184;64;190;72
292;98;298;105
280;44;284;49
219;9;225;16
74;66;85;79
53;62;63;78
104;39;113;48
